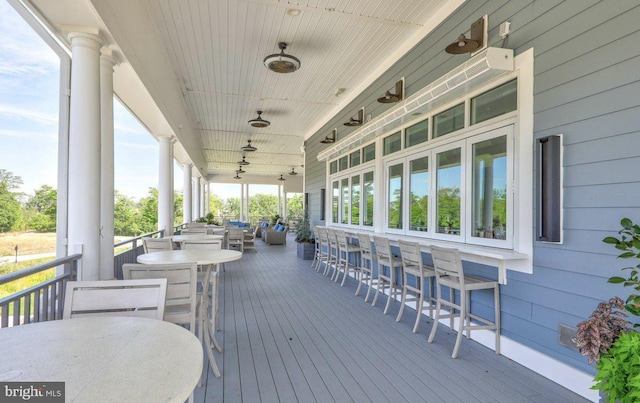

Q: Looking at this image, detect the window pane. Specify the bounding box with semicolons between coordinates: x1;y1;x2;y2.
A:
388;163;403;229
436;148;461;235
363;143;375;162
383;131;402;155
472;136;507;240
350;150;360;167
351;175;360;225
330;161;338;174
471;79;517;125
341;178;349;224
405;119;429;148
363;171;374;226
433;103;464;138
339;156;348;171
409;156;429;232
332;181;339;223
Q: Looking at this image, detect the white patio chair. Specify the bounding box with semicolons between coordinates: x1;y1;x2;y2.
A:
142;237;174;253
371;236;403;314
243;226;257;252
397;240;436;333
314;227;330;273
323;228;339;279
334;230;362;287
63;279;167;320
227;227;244;252
427;245;501;358
356;233;378;301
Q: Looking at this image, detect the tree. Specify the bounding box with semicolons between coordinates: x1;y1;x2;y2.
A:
209;194;224;216
248;194;278;219
0;169;23;232
287;193;304;219
26;185;57;232
225;197;241;217
114;191;140;236
137;188;158;234
174;191;183;225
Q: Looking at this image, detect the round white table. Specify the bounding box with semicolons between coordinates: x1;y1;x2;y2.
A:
0;316;202;402
136;249;241;265
168;234;224;242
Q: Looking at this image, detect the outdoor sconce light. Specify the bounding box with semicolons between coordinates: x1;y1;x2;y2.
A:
445;16;487;54
343;108;364;126
320;129;337;144
377;79;404;103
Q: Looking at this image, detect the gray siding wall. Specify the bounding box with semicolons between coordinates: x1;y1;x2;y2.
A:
305;0;640;375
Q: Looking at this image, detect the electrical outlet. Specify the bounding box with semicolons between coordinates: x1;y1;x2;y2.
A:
558;324;579;351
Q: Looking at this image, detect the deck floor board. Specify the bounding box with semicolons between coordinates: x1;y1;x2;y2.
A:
196;236;589;403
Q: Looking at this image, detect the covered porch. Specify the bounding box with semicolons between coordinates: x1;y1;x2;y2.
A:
197;237;587;402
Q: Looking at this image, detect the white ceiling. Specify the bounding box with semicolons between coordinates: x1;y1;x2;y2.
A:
28;0;461;183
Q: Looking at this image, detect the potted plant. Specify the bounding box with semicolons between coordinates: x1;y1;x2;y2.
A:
295;211;314;260
576;218;640;402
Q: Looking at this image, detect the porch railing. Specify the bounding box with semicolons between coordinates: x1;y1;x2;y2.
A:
0;254;80;328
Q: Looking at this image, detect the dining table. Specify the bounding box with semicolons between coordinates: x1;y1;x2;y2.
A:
136;248;242;378
0;316;202;402
168;234;224;242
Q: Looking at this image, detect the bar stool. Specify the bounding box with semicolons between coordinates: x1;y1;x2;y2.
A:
311;226;322;271
315;227;330;273
334;230;362;286
427;245;501;358
372;236;403;315
324;228;339;280
356;233;378;301
396;240;435;333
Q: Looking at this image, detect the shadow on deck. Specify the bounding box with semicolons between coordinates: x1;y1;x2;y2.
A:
194;235;588;403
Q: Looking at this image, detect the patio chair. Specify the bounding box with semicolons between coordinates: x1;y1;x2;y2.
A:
396;240;435;333
227;227;245;251
63;279;167;320
427;245;501;358
142;237;174;253
371;236;403;315
314;227;329;273
323;228;339;279
243;226;257;252
263;226;289;245
356;233;378;301
334;230;362;287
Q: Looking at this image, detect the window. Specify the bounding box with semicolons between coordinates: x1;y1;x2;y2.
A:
409;156;429;232
332;181;339;223
471;79;517;125
433;103;464;138
330;161;338;174
339;156;348;171
350;150;360;167
383;131;402;155
351;175;360;225
387;163;403;229
341;178;349;224
405;119;428;148
363;171;374;226
436;147;461;236
472;136;508;240
363;143;375;162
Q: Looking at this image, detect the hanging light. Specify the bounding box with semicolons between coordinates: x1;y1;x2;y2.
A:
236;166;246;174
241;139;257;152
237;155;250;165
263;42;301;73
248;111;270;128
289;167;298;175
278;174;286;181
233;174;242;180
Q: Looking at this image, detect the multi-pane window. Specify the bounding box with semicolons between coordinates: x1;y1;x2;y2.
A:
383;131;402;155
405;119;428;148
409;156;429;232
471;136;507;240
330;161;338;174
351;175;360;225
339;156;348;171
387;163;403;229
433;103;464;138
363;171;374;226
436;147;461;236
350;150;360;167
341;178;349;224
332;181;339;223
363;143;375;162
471;79;517;125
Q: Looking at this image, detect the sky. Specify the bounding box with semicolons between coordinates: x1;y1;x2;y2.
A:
0;2;278;202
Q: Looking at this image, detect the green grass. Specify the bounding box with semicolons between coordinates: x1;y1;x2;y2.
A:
0;257;57;321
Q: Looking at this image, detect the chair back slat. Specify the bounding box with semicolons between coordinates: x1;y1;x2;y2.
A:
63;279;167;320
357;233;372;255
429;245;464;284
142;237;173;254
372;236;392;262
181;240;222;250
335;230;348;249
398;240;423;276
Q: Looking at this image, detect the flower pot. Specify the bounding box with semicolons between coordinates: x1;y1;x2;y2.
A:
296;242;314;260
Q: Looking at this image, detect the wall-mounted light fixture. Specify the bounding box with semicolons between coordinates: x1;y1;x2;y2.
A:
320;128;337;144
445;16;487;54
377;79;404;103
248;110;270;128
343;108;364;126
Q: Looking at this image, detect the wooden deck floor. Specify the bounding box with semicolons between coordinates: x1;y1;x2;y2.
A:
194;236;588;403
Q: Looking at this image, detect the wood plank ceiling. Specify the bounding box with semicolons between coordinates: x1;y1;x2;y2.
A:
148;0;451;180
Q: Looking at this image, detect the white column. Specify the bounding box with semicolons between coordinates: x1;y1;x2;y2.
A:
283;190;288;221
278;185;282;217
201;181;205;217
183;163;192;223
206;183;210;215
194;178;201;221
158;136;174;235
99;50;116;280
240;183;245;222
67;31;103;281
